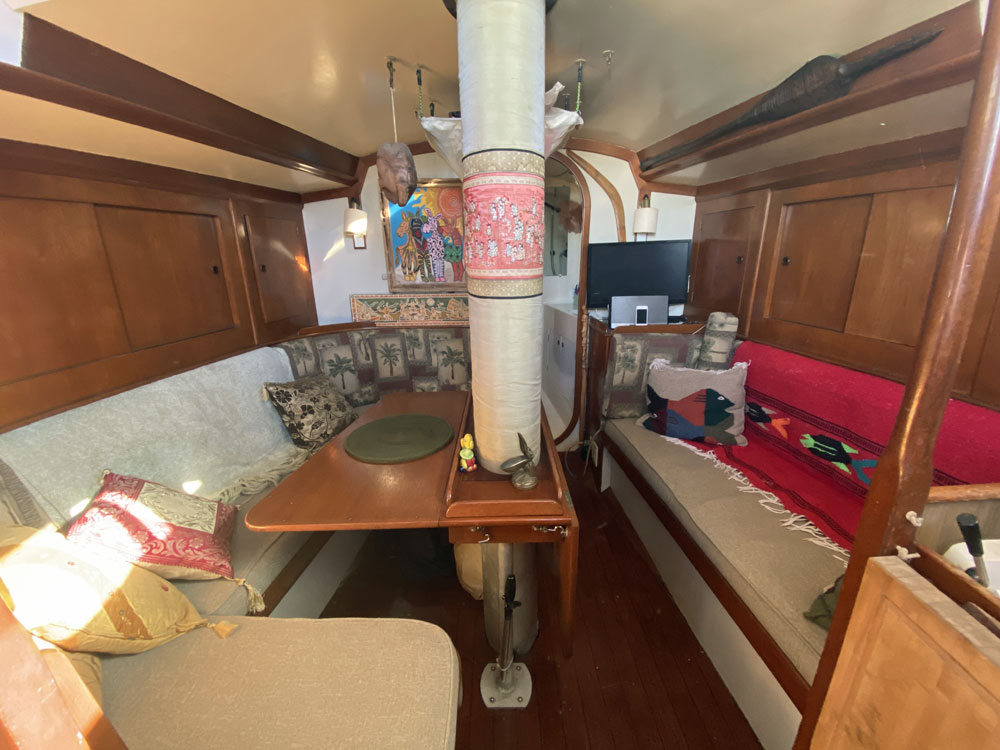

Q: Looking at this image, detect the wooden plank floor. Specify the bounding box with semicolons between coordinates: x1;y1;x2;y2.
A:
321;455;762;749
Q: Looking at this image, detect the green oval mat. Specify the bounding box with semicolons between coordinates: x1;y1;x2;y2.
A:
344;414;455;464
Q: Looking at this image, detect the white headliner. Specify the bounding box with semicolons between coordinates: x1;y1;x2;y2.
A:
0;0;978;189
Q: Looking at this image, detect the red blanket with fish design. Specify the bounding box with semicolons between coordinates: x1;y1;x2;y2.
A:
694;342;1000;550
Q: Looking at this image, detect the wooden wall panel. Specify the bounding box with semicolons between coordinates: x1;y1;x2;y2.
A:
0;197;129;384
245;215;313;325
748;162;965;387
844;186;954;345
234;199;317;344
768;195;871;331
686;190;769;335
972;291;1000;405
0;165;261;432
813;557;1000;749
691;208;752;312
95;207;234;349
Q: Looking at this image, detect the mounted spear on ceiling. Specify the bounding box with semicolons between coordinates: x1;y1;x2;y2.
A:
640;28;942;173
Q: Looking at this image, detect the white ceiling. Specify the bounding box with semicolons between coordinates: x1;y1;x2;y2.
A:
25;0;973;155
0;0;978;191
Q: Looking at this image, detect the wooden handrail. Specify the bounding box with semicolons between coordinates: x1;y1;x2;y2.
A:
0;599;125;748
927;483;1000;503
911;542;1000;622
794;1;1000;745
551;152;592;446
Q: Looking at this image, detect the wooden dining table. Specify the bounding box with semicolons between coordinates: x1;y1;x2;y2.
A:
245;390;578;653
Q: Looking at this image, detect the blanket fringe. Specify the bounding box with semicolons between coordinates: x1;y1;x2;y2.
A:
646;426;850;564
226;576;266;614
210;445;313;507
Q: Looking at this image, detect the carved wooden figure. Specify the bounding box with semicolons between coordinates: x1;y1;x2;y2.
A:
640;29;942;172
376;142;417;207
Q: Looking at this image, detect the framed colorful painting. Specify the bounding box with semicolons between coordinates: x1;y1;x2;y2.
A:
381;179;466;292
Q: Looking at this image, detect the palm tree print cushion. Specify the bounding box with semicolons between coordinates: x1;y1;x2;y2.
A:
264;375;358;450
603;333;695;418
434;338;469;386
372;332;409;382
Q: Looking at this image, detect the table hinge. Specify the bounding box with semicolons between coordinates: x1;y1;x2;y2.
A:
532;525;568;539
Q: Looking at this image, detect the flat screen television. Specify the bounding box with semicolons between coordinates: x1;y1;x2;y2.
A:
586;240;692;309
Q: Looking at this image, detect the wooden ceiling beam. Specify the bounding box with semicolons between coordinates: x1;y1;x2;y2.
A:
12;15;359;186
0;138;303;204
695;127;965;199
637;1;982;181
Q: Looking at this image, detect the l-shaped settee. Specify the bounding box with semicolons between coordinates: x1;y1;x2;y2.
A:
0;324;472;749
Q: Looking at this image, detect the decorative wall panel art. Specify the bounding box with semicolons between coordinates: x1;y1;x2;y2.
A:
380;179;466;292
350;293;470;325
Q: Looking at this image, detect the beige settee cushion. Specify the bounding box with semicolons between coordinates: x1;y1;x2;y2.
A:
606;418;846;682
101;616;460;749
173;489;307;616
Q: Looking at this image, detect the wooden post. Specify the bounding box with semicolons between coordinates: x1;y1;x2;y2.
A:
794;1;1000;745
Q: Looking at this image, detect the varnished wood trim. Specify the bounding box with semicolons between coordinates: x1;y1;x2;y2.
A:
638;2;981;179
696;128;965;199
301;142;436;203
603;437;811;710
293;320;469;339
566;150;626;241
0;600;127;749
911;542;1000;623
14;17;357;185
256;531;334;617
565;137;697;196
551;152;591;446
927;483;1000;503
794;1;1000;744
0;138;302;204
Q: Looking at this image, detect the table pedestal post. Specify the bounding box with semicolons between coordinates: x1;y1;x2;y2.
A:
482;542;539;654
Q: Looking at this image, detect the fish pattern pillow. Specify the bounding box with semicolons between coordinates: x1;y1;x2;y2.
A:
641;360;748;446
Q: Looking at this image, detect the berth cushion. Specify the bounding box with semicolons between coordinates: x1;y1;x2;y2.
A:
101;617;461;750
172;488;308;616
0;524;207;654
606;417;846;681
264;375;357;450
67;472;237;580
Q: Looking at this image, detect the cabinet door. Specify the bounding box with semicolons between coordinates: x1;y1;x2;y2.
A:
844;187;953;345
971;291;1000;406
0;198;130;384
245;215;314;325
813;557;1000;749
96;206;235;349
687;191;769;334
235;200;317;344
749;162;958;384
769;195;872;331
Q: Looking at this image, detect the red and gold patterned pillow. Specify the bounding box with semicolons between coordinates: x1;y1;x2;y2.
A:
66;472;236;581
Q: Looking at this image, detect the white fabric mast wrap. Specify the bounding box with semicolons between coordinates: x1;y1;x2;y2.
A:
458;0;545;472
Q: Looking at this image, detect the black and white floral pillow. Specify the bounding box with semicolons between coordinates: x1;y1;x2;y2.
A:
264;375;357;450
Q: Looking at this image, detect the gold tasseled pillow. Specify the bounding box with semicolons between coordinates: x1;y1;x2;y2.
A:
0;524;207;654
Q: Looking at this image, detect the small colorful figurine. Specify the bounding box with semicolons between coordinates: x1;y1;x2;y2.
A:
459;433;477;472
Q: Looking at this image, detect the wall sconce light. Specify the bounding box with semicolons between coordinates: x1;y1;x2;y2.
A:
344;197;368;249
633;194;659;238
